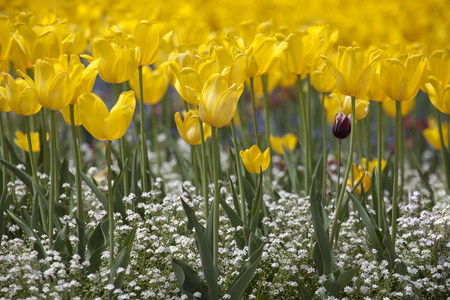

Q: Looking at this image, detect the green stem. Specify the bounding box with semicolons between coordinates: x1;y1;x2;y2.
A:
330;96;356;249
435;109;450;192
0;112;7;190
211;128;219;275
306;76;313;184
296;75;310;192
25;116;47;228
230;118;246;224
115;83;129;196
49;110;57;249
192;145;199;194
365;112;371;166
69;105;84;221
261;74;272;182
337;139;341;200
399;112;405;198
150;104;161;174
392;101;401;245
377;102;384;228
198;118;209;219
6;112;17;205
40;109;49;174
249;77;260;148
321;93;327;196
106;141;114;267
138;66;149;191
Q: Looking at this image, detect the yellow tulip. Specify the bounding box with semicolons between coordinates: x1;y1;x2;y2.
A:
20;55;84;111
422;49;450;93
347;163;371;194
321;46;380;97
0;86;12;113
328;91;370;120
310;62;336;93
245;34;287;78
281;31;323;75
134;20;172;66
193;70;244;128
382;98;415;118
174;111;211;145
367;66;389;102
14;131;42;153
361;158;387;173
14;24;61;63
0;18;12;62
423;119;448;150
129;65;169;105
269;133;298;155
379;54;427;101
240;145;271;174
2;73;41;116
83;38;140;84
68;56;101;105
60;102;82;126
78;91;136;141
426;76;450;115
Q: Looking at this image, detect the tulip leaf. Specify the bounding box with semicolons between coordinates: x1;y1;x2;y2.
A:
0;157;33;191
324;265;361;296
53;223;70;253
181;199;218;299
0;191;11;243
87;216;109;273
348;191;384;258
219;191;243;228
4;137;25;166
75;218;87;261
8;210;46;259
80;171;108;210
282;146;300;194
227;238;264;300
109;227;136;290
172;258;209;300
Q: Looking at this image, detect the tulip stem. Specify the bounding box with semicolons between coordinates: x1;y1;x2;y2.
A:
337;139;342;202
296;75;310;192
115;83;129;197
106;140;114;267
198;118;209;219
230;118;246;224
25;116;47;229
192;145;199;194
249;77;260;148
399;111;405;199
49;110;58;249
138;66;149;192
377;102;384;229
435;109;450;192
392;101;401;245
40;109;50;174
0;112;7;190
211;128;219;275
6;112;17;205
69;105;84;221
330;96;356;249
261;74;272;183
150;104;161;175
306;76;313;185
321;93;327;196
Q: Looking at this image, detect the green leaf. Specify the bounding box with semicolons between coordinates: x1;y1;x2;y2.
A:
282;146;300;194
87;216;108;273
59;158;75;190
324;266;361;296
75;218;87;261
8;210;46;259
348;192;384;259
172;258;209;299
219;195;243;228
4;137;25;166
227;240;264;300
110;227;136;289
309;163;335;275
0;157;33;191
181;199;218;299
227;172;241;219
80;171;108;210
53;223;70;253
299;284;312;300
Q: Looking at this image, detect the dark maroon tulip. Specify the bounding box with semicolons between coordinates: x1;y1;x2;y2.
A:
333;112;351;139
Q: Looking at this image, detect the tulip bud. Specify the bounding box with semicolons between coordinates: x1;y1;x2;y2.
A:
333;112;351;139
